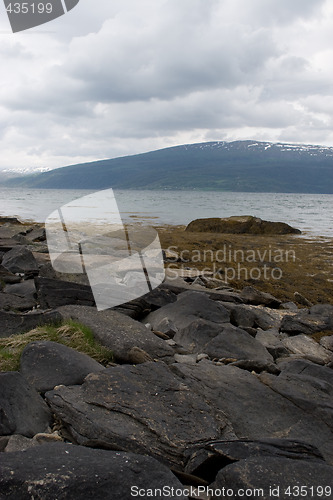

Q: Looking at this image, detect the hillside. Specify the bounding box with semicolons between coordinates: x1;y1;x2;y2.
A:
3;140;333;193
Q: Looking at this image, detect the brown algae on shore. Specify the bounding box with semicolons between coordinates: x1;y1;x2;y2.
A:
157;224;333;306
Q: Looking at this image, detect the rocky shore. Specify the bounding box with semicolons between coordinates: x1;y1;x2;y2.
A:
0;217;333;499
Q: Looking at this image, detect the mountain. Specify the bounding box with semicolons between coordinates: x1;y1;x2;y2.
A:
3;140;333;193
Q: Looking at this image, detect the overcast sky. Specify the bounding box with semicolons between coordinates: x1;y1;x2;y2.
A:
0;0;333;171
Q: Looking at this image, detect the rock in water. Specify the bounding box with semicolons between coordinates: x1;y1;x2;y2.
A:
186;216;301;234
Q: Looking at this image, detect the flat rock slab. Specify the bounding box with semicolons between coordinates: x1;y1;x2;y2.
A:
45;362;229;468
145;290;230;332
172;360;333;464
0;442;188;500
20;341;105;392
56;305;174;363
212;456;333;499
0;309;61;337
0;372;51;437
280;312;333;335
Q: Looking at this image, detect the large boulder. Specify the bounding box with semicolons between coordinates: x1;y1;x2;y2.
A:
20;341;105;393
1;246;39;274
185;216;301;235
45;362;229;469
172;360;333;464
0;443;188;500
145;291;230;333
56;305;174;363
0;372;51;437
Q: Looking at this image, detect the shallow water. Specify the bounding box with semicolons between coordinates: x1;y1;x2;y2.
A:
0;187;332;237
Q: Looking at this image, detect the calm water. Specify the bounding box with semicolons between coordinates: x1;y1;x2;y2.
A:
0;187;332;237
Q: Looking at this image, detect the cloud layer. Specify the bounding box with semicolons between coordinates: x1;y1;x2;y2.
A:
0;0;333;170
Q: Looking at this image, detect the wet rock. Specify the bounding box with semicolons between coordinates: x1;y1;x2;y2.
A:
240;286;281;308
0;309;61;337
281;334;332;365
1;246;39;275
145;291;230;333
20;341;105;393
185;216;301;235
57;305;174;363
0;372;51;437
0;442;188;500
35;277;95;309
45;362;229;468
211;457;333;499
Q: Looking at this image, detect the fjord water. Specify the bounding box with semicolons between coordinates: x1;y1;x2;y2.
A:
0;187;332;237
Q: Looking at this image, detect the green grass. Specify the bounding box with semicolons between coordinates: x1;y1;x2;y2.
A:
0;319;114;372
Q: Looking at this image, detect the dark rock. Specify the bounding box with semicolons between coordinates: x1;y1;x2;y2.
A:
0;436;9;452
3;279;36;300
229;304;278;330
0;309;61;337
142;287;177;309
185;438;325;482
0;238;21;251
0;279;37;311
145;291;230;333
294;291;313;307
0;292;36;311
255;329;290;359
0;372;51;437
57;305;174;363
20;341;105;393
35;277;95;308
211;457;333;499
0;264;21;284
45;362;229;468
280;312;333;335
259;369;333;431
172;360;333;464
310;303;333;316
278;359;333;386
185;216;301;235
240;286;281;308
1;246;39;275
175;321;273;364
281;301;299;311
0;442;188;499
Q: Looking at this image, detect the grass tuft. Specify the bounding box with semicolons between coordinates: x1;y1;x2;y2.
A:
0;319;114;372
